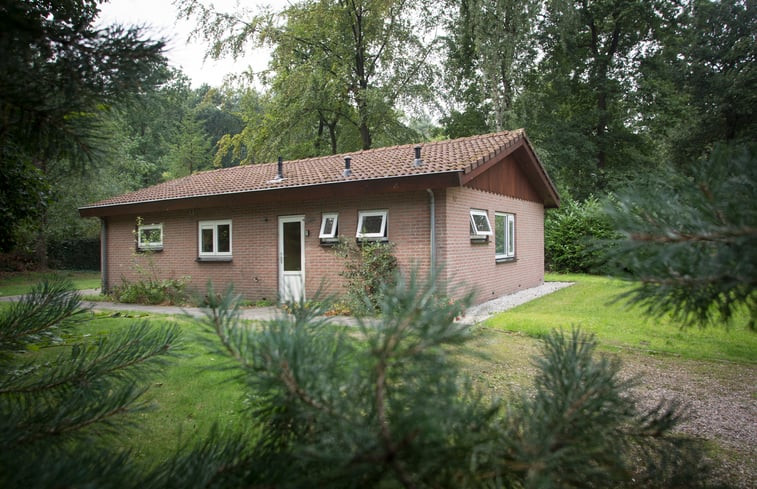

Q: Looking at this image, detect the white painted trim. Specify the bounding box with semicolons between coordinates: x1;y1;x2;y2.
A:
356;210;388;239
198;219;232;257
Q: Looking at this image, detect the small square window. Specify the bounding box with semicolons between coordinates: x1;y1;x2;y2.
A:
319;213;339;239
137;223;163;250
356;210;388;240
470;209;492;238
198;220;232;257
495;212;516;260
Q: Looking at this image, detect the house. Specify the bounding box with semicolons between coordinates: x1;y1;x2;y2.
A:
79;130;560;305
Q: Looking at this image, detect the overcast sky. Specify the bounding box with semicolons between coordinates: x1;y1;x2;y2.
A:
97;0;287;87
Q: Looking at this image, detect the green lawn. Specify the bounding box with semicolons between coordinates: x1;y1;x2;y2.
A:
0;270;101;297
48;310;250;468
484;273;756;364
6;273;754;484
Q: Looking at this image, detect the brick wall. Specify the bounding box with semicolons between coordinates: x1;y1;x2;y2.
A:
437;186;545;304
104;191;432;302
103;186;544;305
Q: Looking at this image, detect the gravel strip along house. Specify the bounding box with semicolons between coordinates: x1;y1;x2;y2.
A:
79;130;560;304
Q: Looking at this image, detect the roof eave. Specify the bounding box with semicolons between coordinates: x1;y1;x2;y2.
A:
79;171;462;218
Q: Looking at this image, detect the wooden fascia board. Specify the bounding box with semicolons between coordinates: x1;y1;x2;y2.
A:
78;172;460;218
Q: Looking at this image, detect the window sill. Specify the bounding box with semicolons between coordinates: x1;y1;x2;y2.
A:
495;256;516;264
356;237;389;244
137;246;163;252
320;238;340;247
470;236;489;244
196;256;233;262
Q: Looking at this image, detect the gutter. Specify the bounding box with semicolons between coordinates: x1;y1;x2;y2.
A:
100;218;108;294
426;189;436;271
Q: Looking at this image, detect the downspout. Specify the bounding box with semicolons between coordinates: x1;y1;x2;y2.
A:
426;189;436;271
100;217;108;294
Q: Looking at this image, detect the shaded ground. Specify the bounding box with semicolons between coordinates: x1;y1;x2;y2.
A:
460;329;756;489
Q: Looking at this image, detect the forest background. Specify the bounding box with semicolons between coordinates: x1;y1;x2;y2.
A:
1;0;753;272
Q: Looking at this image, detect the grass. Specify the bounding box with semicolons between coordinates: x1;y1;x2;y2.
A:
0;270;100;297
12;307;251;468
4;274;754;486
485;273;757;364
92;312;250;467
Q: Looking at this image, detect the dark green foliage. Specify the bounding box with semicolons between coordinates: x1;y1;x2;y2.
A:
336;240;399;316
0;0;167;254
607;143;757;329
545;196;618;273
0;277;182;488
639;0;756;168
47;237;101;270
0;161;49;253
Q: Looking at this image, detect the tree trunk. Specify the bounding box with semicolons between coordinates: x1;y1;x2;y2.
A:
33;157;49;270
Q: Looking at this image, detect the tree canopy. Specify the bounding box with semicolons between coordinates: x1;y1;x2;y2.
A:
0;0;167;254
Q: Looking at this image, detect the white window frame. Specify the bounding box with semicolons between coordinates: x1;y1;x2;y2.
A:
470;209;493;238
198;219;232;257
356;210;388;240
319;213;339;240
137;223;163;250
495;212;516;260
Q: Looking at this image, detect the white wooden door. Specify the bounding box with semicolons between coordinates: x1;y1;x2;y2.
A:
278;215;305;302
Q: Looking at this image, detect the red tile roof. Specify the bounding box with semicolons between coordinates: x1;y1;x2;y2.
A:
81;129;545;210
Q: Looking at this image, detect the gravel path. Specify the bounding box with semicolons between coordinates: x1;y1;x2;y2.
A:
619;353;757;489
458;281;574;325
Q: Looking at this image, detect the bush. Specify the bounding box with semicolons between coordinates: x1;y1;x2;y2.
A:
545;196;618;273
112;276;190;305
46;237;100;270
336;240;398;316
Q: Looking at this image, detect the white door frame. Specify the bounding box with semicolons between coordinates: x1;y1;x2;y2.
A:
278;215;305;303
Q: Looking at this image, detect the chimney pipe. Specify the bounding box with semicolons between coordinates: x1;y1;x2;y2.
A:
276;156;283;180
343;156;352;177
413;145;423;167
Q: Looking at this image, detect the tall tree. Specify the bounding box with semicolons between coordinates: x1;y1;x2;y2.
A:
519;0;661;198
178;0;438;153
443;0;540;133
638;0;756;167
0;0;167;263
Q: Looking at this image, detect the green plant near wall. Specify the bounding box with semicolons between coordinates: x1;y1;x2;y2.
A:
336;239;398;316
110;222;192;305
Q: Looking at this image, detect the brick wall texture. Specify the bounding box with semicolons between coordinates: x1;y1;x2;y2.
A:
103;187;544;305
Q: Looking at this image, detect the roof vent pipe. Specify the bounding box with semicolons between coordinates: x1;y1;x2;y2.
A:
276;156;284;180
413;145;423;167
343;156;352;177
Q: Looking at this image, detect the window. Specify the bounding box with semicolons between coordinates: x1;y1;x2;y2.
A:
137;223;163;250
470;209;492;239
198;220;232;257
356;210;388;240
319;213;339;240
495;212;515;260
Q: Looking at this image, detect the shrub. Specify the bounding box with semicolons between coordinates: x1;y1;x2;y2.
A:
545;196;618;273
336;239;398;316
112;276;191;305
47;237;100;270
